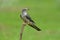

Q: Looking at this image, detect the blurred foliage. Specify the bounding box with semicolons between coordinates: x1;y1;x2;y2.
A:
0;0;60;40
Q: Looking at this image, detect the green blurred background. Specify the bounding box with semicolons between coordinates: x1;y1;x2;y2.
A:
0;0;60;40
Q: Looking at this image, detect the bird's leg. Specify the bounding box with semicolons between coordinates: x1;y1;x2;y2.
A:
20;22;26;40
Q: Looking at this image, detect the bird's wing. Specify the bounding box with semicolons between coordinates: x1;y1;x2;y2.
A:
25;14;35;23
28;23;41;31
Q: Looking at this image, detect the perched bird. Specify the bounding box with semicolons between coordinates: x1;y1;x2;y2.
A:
20;8;41;31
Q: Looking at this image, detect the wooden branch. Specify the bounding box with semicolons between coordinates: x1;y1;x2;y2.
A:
20;22;26;40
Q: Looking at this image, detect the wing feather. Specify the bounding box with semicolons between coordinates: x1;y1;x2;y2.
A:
26;15;35;23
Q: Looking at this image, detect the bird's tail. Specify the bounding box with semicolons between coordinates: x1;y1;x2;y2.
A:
28;24;41;31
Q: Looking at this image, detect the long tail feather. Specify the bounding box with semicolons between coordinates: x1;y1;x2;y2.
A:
28;24;41;31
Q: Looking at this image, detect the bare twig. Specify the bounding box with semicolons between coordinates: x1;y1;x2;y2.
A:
20;22;26;40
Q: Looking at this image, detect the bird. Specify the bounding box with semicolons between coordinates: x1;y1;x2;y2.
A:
20;8;41;31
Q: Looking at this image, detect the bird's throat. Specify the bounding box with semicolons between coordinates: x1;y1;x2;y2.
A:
23;11;27;15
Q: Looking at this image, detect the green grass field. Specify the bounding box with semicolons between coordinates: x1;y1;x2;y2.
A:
0;0;60;40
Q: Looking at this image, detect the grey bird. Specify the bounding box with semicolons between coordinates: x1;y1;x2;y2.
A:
20;8;41;31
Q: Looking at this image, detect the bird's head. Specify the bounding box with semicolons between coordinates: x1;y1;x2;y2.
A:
22;8;29;12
